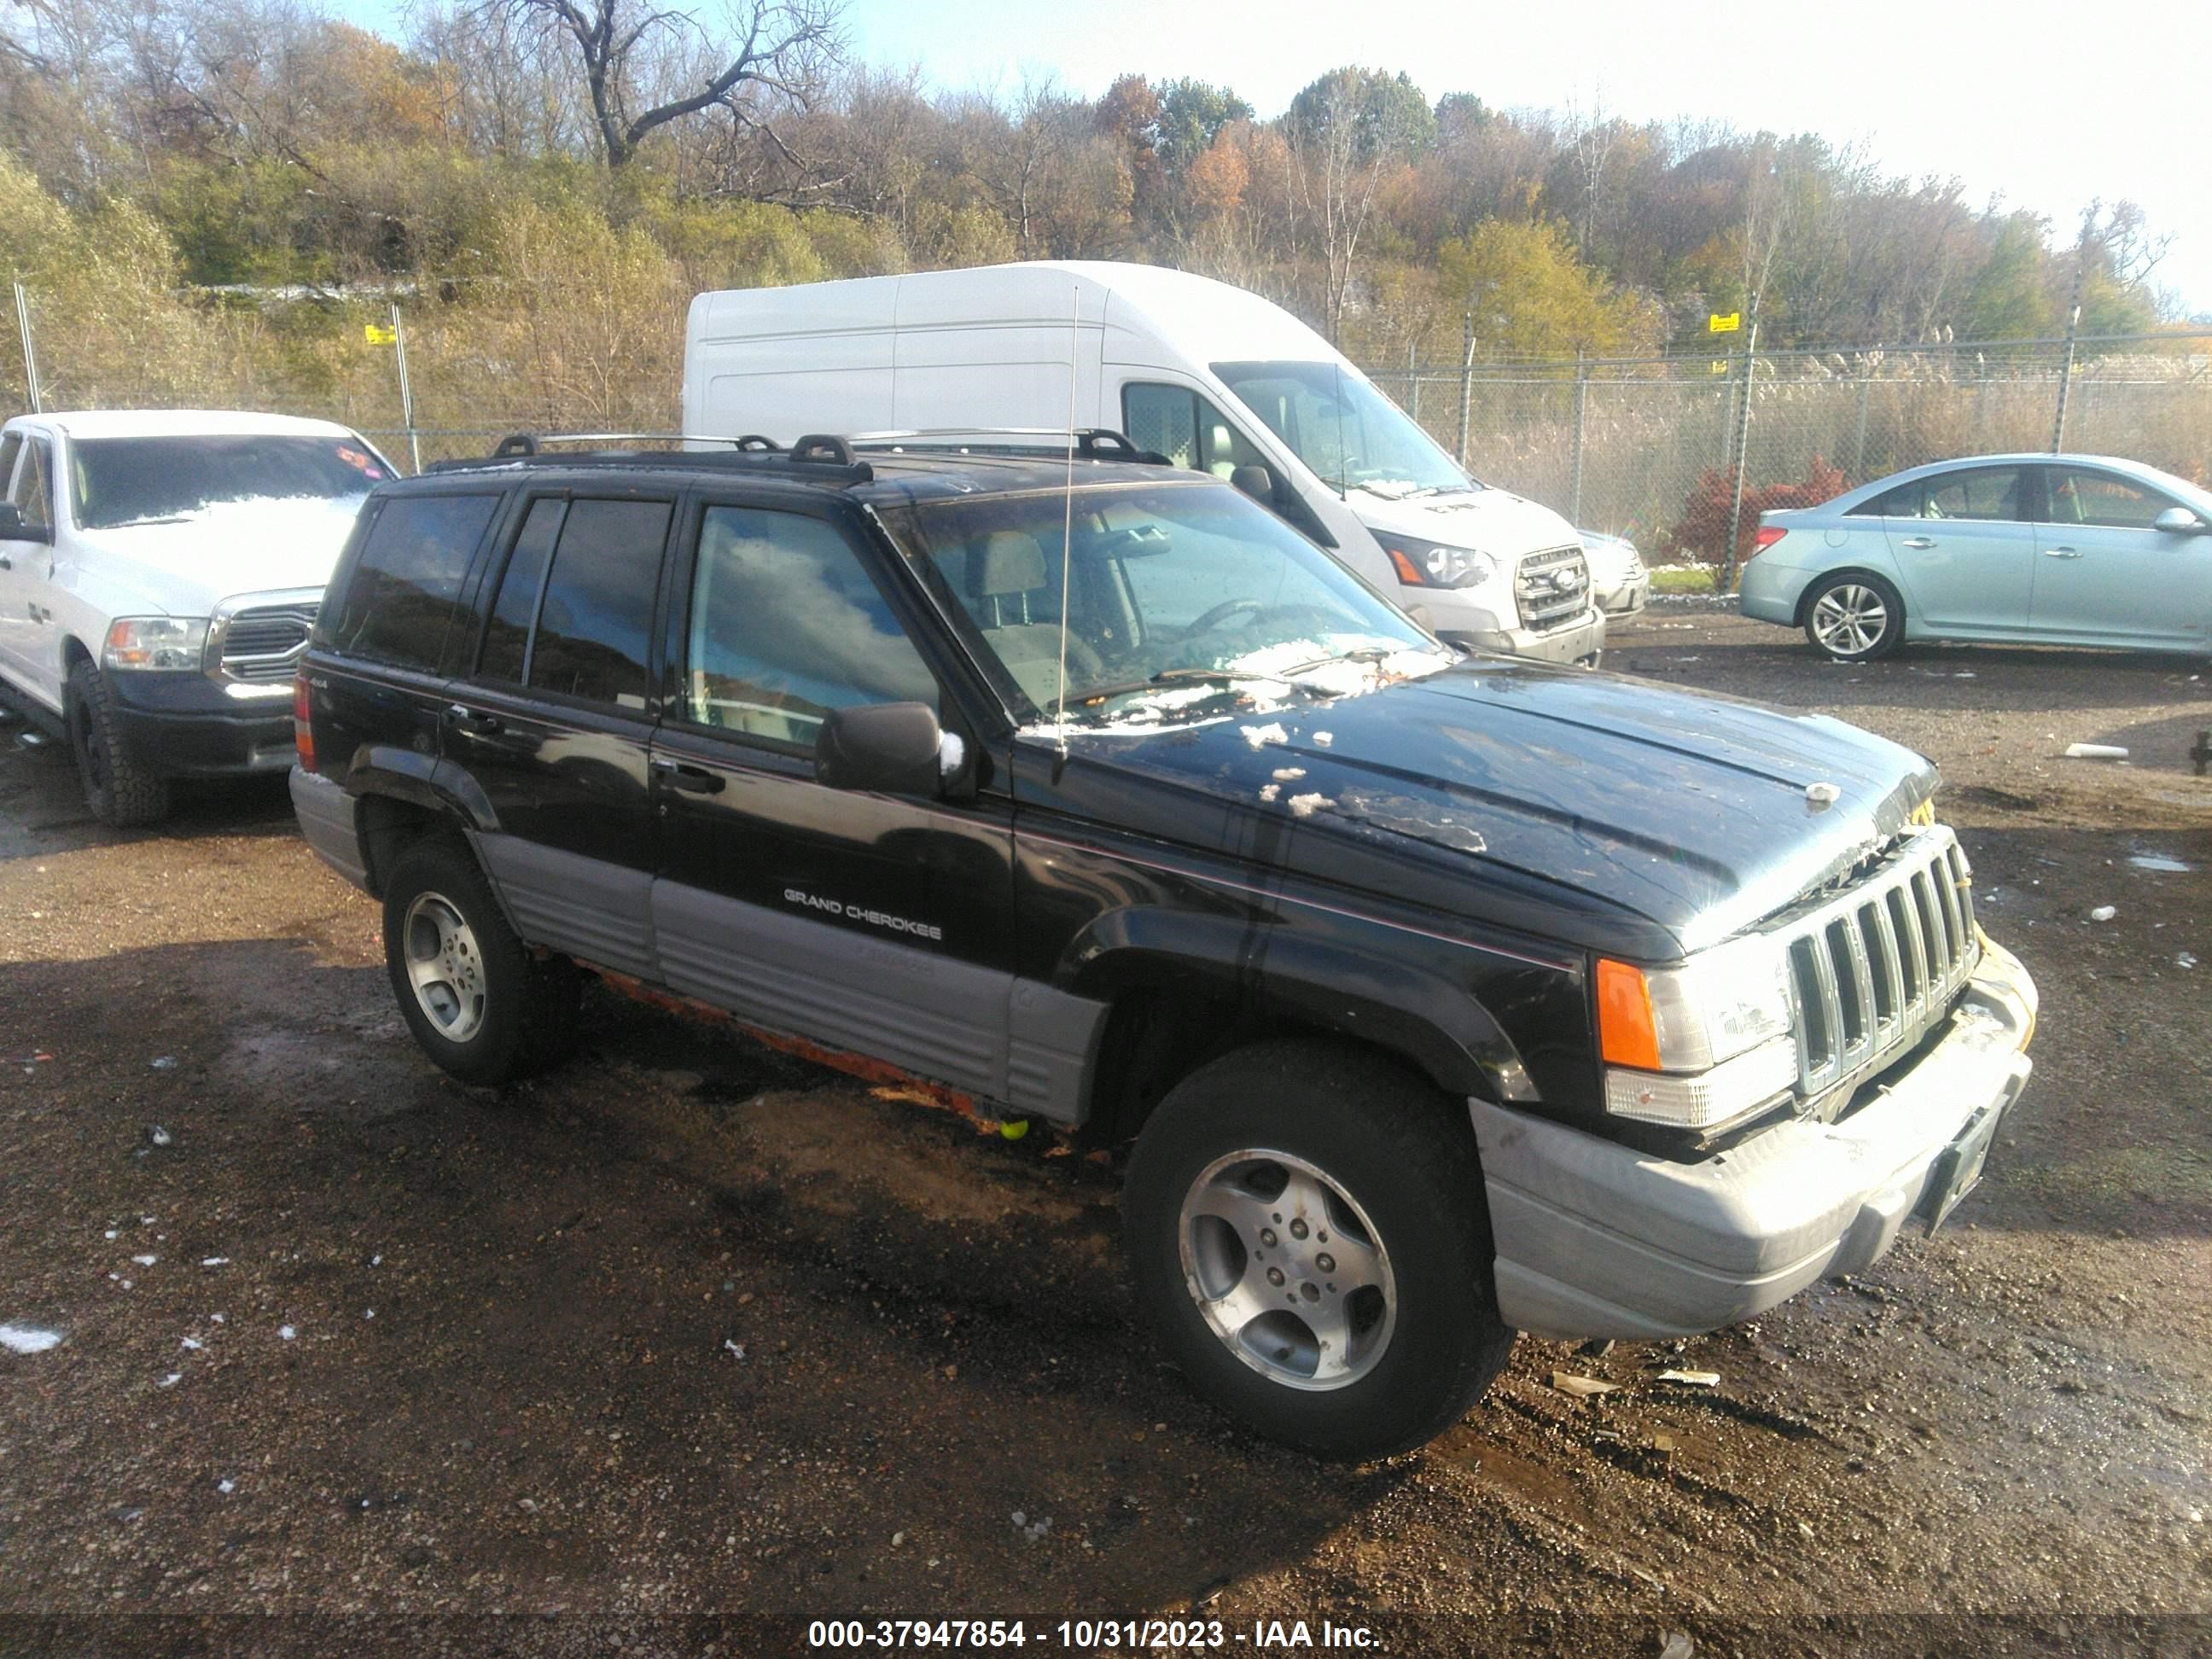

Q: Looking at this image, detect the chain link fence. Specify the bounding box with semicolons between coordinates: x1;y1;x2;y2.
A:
3;274;2205;569
1358;334;2212;562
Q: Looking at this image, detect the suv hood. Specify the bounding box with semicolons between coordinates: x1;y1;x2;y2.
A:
1348;484;1579;562
73;497;364;615
1044;659;1938;960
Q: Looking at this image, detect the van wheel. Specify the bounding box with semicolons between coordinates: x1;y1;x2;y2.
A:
1122;1039;1513;1459
66;660;170;827
1803;573;1905;661
381;838;581;1086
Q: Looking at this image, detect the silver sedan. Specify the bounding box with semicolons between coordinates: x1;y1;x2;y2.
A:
1738;453;2212;661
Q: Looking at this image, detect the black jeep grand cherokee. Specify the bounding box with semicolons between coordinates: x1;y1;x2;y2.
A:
291;433;2036;1459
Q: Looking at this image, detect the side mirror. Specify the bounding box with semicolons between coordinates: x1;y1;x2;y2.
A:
815;701;946;797
1230;464;1274;504
2152;505;2209;535
0;503;48;543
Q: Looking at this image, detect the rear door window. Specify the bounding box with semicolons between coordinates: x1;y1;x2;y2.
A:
1923;467;2027;522
327;492;502;671
512;498;670;711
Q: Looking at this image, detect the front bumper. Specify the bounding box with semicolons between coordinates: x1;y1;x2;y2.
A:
1472;938;2038;1342
1435;604;1607;667
1596;576;1649;616
109;672;297;779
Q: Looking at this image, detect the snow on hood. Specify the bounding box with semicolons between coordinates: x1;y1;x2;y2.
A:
78;495;366;614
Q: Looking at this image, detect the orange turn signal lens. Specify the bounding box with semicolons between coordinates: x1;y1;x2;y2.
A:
1385;545;1427;587
1596;958;1662;1070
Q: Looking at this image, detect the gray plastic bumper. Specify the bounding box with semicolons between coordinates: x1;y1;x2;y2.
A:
289;765;370;891
1473;940;2037;1342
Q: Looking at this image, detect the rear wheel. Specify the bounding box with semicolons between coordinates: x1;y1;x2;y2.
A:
1122;1039;1513;1459
1803;572;1905;661
66;660;170;827
381;838;580;1086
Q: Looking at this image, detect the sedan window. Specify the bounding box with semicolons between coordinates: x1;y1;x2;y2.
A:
1922;467;2027;522
2047;469;2181;531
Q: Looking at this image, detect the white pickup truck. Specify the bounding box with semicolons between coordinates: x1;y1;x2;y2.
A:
0;410;394;825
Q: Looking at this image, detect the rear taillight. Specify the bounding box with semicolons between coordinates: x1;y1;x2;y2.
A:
293;673;316;773
1749;525;1787;557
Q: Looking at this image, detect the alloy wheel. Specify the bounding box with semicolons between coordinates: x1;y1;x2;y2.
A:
1811;584;1889;656
1177;1149;1397;1391
401;891;488;1043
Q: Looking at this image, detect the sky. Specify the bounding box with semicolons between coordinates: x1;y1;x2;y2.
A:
337;0;2212;317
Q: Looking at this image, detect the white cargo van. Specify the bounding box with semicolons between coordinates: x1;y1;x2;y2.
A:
682;261;1605;664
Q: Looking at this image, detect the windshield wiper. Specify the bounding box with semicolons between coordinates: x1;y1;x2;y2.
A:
1072;666;1250;707
1264;646;1398;678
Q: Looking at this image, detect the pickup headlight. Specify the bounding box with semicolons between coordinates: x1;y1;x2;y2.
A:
1375;532;1497;590
104;616;210;672
1596;938;1796;1130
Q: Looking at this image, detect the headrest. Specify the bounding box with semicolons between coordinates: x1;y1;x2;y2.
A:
975;532;1047;596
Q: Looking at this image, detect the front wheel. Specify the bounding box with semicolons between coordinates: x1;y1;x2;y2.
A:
1803;572;1906;661
1122;1040;1513;1459
66;660;170;827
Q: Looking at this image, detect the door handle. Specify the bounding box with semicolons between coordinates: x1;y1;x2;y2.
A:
1900;536;1936;550
2041;547;2082;559
651;758;725;795
444;702;504;736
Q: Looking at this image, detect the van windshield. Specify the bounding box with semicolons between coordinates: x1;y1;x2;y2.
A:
895;480;1440;725
1213;361;1473;499
70;434;389;531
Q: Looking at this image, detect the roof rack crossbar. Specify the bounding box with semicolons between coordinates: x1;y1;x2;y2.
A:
846;427;1168;465
492;431;783;454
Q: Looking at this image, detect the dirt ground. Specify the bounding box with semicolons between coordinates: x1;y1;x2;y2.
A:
2;608;2209;1657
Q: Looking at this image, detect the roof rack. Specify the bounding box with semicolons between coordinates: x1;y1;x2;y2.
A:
486;431;782;457
431;429;874;483
848;427;1169;465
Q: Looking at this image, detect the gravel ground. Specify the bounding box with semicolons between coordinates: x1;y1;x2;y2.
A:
2;611;2209;1656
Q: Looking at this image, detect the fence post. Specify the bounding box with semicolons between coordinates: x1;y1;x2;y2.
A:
1569;347;1588;525
391;300;422;476
13;282;41;414
1407;340;1419;427
1852;366;1871;480
1456;312;1475;465
2051;300;2081;453
1720;319;1760;594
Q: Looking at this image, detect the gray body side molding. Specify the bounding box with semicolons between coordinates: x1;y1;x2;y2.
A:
289;766;370;890
474;832;655;979
1008;980;1109;1126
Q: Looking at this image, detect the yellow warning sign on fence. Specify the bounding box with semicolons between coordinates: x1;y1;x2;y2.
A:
364;323;396;346
1709;360;1729;375
1708;311;1741;334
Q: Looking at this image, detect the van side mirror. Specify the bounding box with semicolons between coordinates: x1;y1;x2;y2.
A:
1227;461;1338;549
815;701;946;796
0;503;49;543
1231;464;1273;503
2152;505;2209;535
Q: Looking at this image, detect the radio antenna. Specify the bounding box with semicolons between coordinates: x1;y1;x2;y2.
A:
1055;280;1079;755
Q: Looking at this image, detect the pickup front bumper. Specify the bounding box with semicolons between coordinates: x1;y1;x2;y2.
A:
1472;939;2037;1342
109;671;296;779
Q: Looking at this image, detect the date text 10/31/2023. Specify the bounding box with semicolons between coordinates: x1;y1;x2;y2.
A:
806;1620;1378;1650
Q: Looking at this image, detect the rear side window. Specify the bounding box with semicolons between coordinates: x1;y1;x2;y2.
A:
476;498;567;684
328;492;500;671
515;498;669;710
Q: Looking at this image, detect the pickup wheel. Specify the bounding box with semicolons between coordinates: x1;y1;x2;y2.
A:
381;838;581;1086
1122;1040;1512;1459
66;660;171;828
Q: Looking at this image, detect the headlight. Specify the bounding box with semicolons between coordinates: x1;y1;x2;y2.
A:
1596;938;1796;1130
103;616;209;672
1375;532;1497;590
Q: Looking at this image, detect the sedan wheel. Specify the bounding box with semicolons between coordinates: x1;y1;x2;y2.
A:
1804;573;1905;661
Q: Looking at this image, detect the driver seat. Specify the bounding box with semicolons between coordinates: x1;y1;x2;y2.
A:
970;532;1103;708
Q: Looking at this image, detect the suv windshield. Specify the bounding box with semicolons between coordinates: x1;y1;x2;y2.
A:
70;434;389;531
1213;361;1473;498
897;480;1440;725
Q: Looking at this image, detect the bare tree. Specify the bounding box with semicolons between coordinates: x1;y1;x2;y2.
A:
492;0;840;167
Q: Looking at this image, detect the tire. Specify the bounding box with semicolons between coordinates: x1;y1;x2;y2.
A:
66;659;171;828
1122;1039;1514;1460
1802;572;1905;661
381;837;581;1086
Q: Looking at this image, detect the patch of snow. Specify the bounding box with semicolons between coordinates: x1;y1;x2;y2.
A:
1240;722;1289;748
0;1323;62;1354
158;1372;182;1388
1287;793;1334;819
1271;767;1306;781
201;1257;229;1268
217;1479;235;1494
1313;731;1334;746
278;1324;296;1341
1258;784;1280;803
132;1254;157;1267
